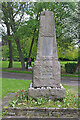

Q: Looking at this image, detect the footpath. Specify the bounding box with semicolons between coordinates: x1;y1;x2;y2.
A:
2;71;79;86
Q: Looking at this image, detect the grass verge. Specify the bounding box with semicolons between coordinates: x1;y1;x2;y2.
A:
2;69;32;74
0;61;77;68
61;74;79;77
1;78;31;98
2;68;79;77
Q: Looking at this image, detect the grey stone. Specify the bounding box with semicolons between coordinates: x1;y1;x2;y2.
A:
28;84;66;100
28;11;66;99
32;11;61;88
3;107;79;118
42;37;53;56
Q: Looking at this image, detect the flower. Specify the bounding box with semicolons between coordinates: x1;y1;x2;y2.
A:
16;94;19;97
21;90;24;92
57;100;60;103
67;103;69;106
75;104;77;106
3;106;7;109
58;105;61;107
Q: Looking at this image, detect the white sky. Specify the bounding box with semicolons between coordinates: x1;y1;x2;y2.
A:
0;38;1;42
0;12;29;41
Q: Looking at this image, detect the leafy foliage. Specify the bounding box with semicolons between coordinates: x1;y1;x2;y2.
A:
2;2;78;61
65;63;77;73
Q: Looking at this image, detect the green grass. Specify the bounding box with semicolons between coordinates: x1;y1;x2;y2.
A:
1;78;31;98
1;77;79;109
59;61;77;67
0;61;77;68
63;84;78;95
2;69;32;74
0;78;2;99
0;61;34;68
61;74;79;77
0;61;22;68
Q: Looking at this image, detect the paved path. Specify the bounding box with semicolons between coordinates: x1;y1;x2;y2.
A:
2;71;80;86
2;71;32;80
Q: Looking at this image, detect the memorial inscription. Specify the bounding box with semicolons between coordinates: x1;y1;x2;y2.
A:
42;37;53;56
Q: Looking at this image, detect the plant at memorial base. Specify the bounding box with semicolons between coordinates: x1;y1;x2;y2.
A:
28;97;48;106
9;89;79;108
35;98;47;105
9;99;18;107
2;110;8;117
15;90;28;101
9;90;28;107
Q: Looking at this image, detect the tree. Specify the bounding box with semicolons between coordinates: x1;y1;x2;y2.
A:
25;2;78;62
76;1;80;72
2;2;78;69
2;3;13;68
2;2;26;69
26;16;39;69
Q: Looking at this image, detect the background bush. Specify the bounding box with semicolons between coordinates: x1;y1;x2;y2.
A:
65;63;77;74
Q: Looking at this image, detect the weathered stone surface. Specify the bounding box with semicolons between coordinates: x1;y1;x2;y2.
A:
32;11;60;88
28;11;66;99
33;59;61;88
28;84;66;100
3;107;79;119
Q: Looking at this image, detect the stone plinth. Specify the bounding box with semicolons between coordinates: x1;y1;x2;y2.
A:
28;84;66;100
28;11;66;99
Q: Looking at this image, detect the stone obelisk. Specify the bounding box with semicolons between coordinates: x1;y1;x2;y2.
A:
28;11;66;100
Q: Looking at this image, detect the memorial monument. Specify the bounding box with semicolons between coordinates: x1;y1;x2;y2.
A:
28;11;66;100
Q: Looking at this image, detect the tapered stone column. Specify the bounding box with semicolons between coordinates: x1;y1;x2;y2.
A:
28;11;66;100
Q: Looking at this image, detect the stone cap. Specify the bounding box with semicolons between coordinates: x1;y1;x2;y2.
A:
40;11;55;37
41;11;53;16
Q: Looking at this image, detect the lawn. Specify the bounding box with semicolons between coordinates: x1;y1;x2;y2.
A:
1;78;31;98
1;77;78;99
59;61;77;67
0;61;34;68
0;78;2;99
0;61;77;68
0;61;22;68
1;78;79;109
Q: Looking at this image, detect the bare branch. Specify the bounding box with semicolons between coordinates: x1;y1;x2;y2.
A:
16;4;25;26
13;3;24;18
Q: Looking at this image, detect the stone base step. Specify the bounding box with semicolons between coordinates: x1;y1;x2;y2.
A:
1;116;79;120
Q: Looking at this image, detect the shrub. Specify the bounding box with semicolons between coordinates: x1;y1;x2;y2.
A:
65;63;77;74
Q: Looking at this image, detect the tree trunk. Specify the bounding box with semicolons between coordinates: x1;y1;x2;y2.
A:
15;38;25;69
8;40;13;68
76;59;80;73
2;2;25;69
26;27;37;69
7;23;13;68
10;8;25;69
26;13;39;69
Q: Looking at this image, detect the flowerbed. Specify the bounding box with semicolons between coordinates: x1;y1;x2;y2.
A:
9;89;79;109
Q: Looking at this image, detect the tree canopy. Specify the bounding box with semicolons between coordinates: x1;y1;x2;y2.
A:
1;2;78;67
